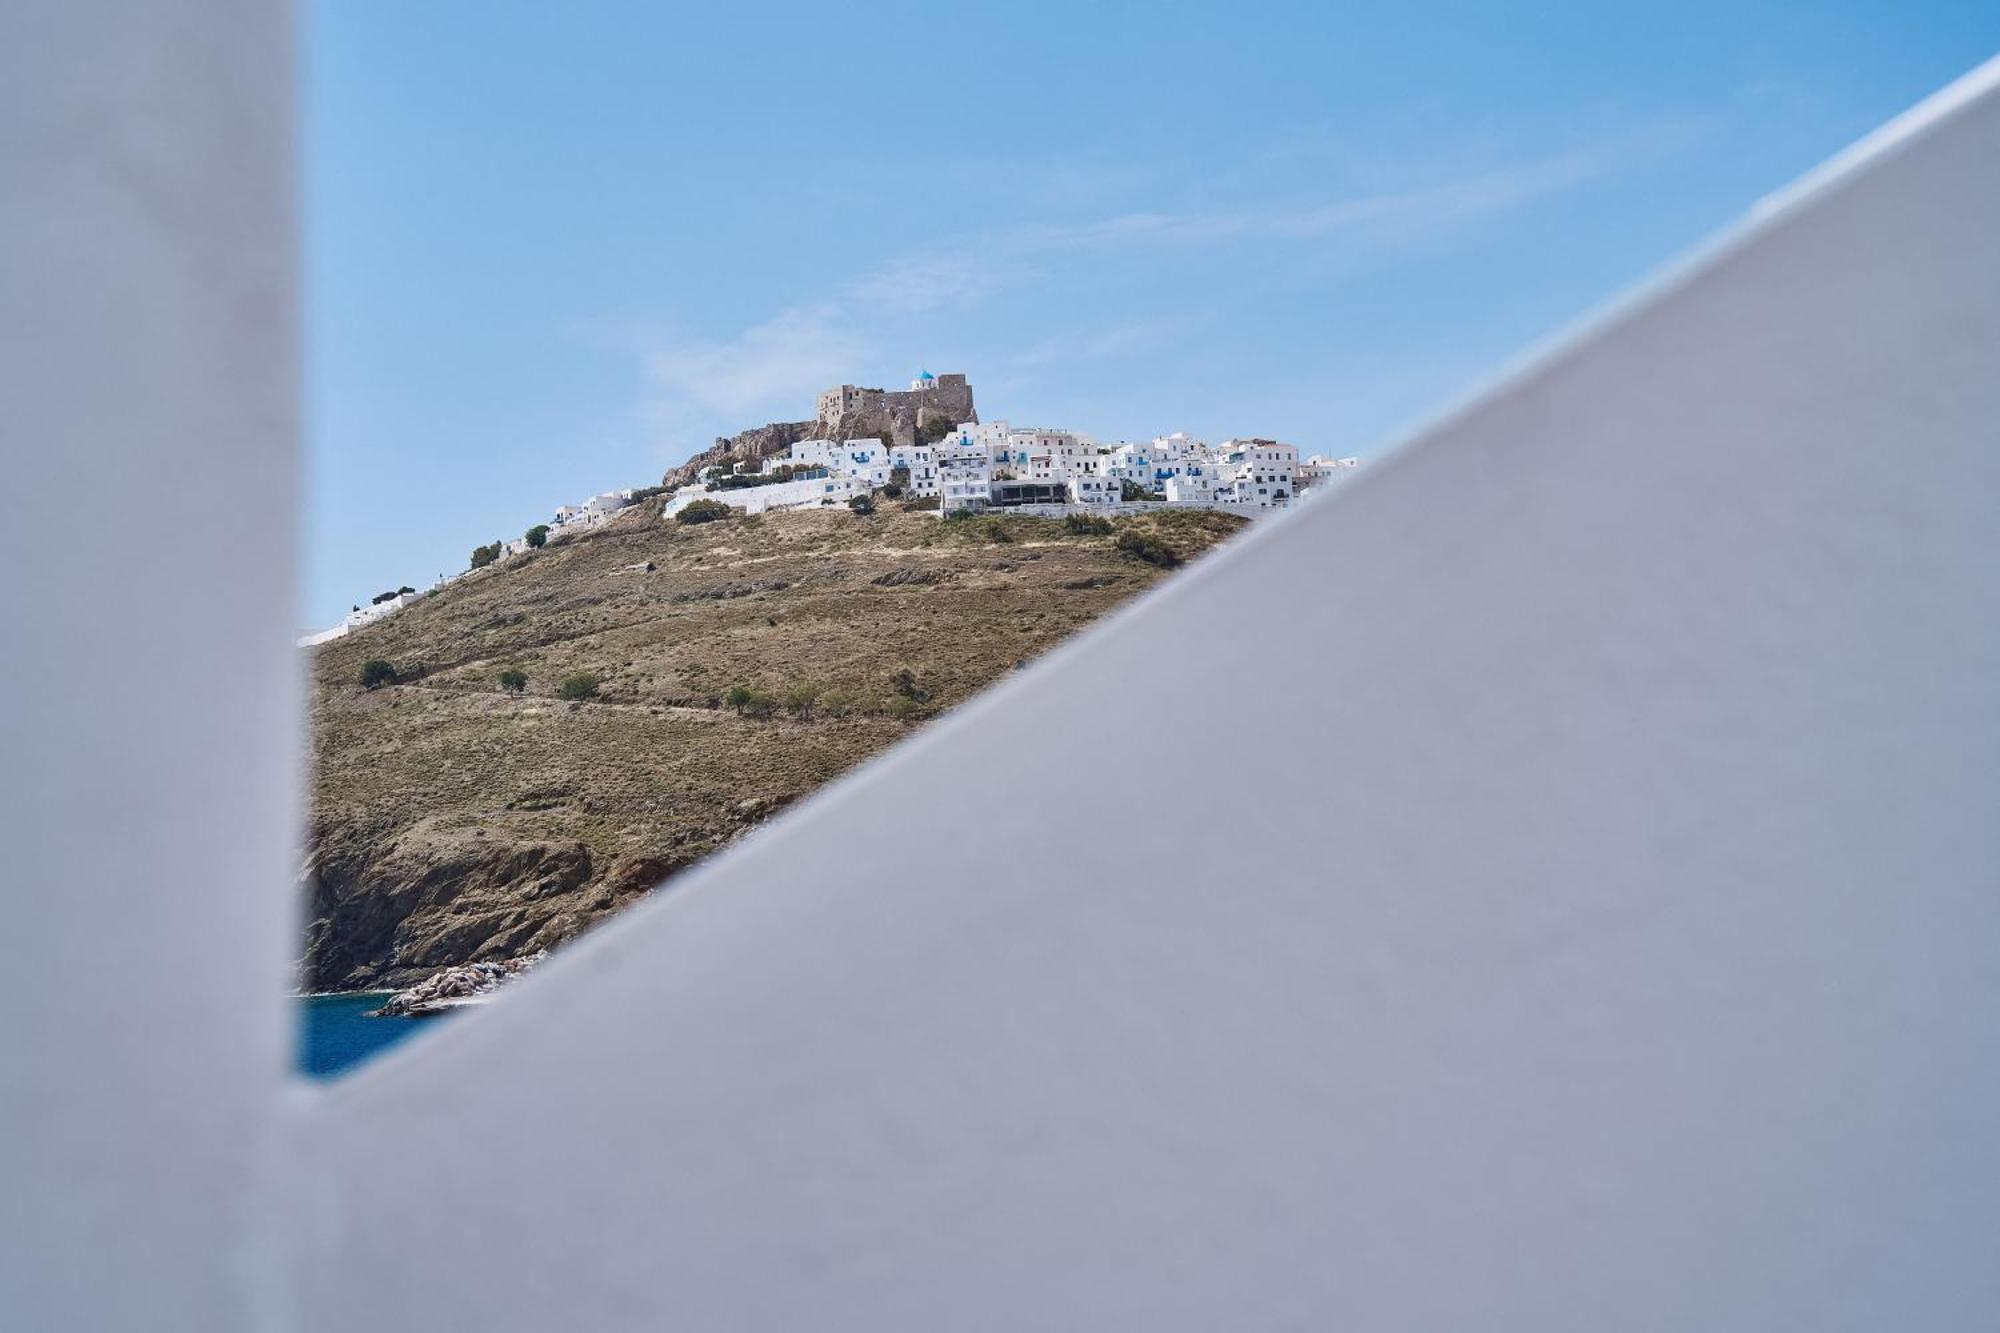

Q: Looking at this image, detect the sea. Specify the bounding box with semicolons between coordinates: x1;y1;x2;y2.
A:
296;992;440;1079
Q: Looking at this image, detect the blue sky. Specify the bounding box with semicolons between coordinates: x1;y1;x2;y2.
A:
306;1;1998;627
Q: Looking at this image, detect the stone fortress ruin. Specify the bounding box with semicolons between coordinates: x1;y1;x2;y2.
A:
663;371;978;491
815;371;977;446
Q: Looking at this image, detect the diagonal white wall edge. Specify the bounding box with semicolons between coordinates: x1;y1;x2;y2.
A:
292;56;2000;1332
0;3;298;1330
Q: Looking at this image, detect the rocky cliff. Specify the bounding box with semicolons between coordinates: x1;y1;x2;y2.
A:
659;419;816;492
303;502;1243;991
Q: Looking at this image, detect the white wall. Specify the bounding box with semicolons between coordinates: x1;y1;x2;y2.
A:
292;57;2000;1333
4;14;1996;1330
0;4;297;1330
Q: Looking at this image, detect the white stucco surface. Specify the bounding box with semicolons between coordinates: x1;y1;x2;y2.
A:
0;4;298;1329
292;56;2000;1333
2;10;1995;1328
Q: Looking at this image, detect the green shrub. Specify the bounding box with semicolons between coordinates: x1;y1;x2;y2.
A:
524;524;550;549
676;498;734;525
883;694;922;720
470;541;504;569
1116;530;1181;568
497;668;528;693
741;688;778;719
944;515;1011;543
848;494;876;516
887;668;930;703
1064;513;1113;536
724;684;753;714
359;659;397;690
556;672;601;701
820;687;855;718
784;682;822;719
879;482;904;499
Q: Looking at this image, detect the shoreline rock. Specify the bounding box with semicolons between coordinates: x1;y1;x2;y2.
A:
367;952;546;1018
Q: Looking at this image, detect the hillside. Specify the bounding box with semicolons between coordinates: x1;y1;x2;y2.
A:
304;502;1247;991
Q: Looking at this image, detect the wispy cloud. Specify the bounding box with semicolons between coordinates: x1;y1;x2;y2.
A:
1013;314;1208;367
622;116;1711;455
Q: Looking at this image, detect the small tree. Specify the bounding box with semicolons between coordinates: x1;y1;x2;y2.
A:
1119;479;1150;502
819;687;855;718
917;417;957;445
676;498;733;525
556;672;600;701
884;694;922;720
724;684;754;715
848;494;876;516
879;482;904;500
470;541;504;569
784;682;822;719
742;688;778;719
525;524;550;549
359;659;397;690
497;667;528;694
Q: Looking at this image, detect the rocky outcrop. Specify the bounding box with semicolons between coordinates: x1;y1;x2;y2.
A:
368;952;546;1017
660;419;816;492
302;819;597;992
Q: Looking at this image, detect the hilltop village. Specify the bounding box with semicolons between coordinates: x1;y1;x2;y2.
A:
303;372;1357;645
659;370;1357;520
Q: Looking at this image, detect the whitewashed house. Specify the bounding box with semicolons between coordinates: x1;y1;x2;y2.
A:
1067;473;1120;507
586;490;634;519
343;589;424;631
1216;439;1299;507
785;438;838;470
1163;473;1217;503
836;439;893;486
938;446;993;514
887;443;939;496
1297;455;1360;492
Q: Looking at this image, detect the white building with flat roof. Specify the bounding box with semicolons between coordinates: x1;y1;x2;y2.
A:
343;589;424;631
1297;455;1360;493
938;446;993;514
1216;439;1299;507
887;443;940;496
1067;473;1120;507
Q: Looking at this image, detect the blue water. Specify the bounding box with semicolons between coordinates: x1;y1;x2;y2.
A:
297;992;438;1078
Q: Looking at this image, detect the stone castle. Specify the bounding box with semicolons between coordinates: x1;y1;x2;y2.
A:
815;371;976;443
662;371;977;490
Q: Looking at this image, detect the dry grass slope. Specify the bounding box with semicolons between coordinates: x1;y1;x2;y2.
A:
305;502;1246;990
